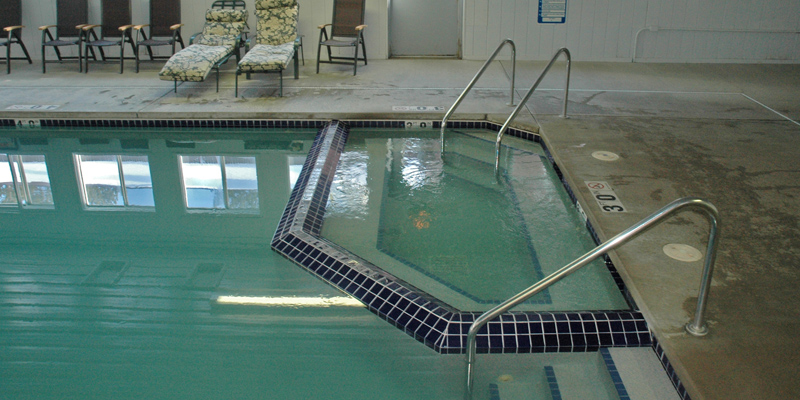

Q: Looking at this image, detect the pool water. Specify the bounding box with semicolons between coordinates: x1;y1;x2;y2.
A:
322;129;629;312
0;125;646;400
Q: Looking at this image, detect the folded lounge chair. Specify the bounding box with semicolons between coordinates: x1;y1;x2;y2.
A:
1;0;32;74
158;8;248;92
235;0;299;97
132;0;185;73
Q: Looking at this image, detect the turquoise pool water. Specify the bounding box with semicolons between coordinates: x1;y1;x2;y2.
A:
322;129;629;312
0;125;635;400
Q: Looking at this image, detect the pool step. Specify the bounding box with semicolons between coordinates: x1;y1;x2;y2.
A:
486;348;680;399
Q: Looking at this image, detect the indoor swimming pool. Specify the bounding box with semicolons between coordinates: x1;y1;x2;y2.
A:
0;120;671;399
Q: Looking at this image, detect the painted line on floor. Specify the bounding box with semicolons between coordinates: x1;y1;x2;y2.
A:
740;93;800;127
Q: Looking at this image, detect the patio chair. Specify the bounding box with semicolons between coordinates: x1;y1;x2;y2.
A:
82;0;137;73
1;0;33;74
132;0;185;73
235;0;299;97
158;8;248;93
40;0;92;73
316;0;367;76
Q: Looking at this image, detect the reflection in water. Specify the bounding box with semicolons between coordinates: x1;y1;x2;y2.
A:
400;138;443;191
76;154;154;207
0;154;54;207
326;150;369;219
180;155;259;210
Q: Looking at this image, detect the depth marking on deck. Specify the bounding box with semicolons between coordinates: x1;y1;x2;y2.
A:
585;181;626;212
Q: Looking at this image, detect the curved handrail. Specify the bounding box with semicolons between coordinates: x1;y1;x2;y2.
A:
441;39;516;153
495;47;571;170
465;197;720;398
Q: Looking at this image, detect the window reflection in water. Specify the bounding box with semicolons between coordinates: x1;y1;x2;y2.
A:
179;155;259;211
0;154;54;207
76;154;154;207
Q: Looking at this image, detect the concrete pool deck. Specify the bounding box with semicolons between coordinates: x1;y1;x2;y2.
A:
1;58;799;399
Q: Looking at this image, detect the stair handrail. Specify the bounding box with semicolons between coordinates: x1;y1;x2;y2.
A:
494;47;571;170
441;39;517;153
465;197;720;398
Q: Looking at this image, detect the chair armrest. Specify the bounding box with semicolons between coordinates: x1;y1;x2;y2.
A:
317;23;331;29
4;25;24;32
119;25;134;32
170;24;184;31
82;24;100;31
133;24;149;30
355;25;367;31
39;25;56;30
189;32;201;45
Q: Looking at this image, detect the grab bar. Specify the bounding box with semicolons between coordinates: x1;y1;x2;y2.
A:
495;47;570;170
441;39;517;153
465;197;720;398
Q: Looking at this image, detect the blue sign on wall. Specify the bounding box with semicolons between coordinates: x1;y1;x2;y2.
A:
538;0;566;24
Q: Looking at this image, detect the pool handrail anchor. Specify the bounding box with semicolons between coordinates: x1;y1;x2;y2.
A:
494;47;571;171
440;39;517;154
465;197;720;399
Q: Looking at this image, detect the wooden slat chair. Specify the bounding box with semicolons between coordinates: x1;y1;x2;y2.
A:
40;0;92;73
1;0;33;74
316;0;367;76
132;0;185;73
82;0;137;73
158;8;248;93
235;0;299;97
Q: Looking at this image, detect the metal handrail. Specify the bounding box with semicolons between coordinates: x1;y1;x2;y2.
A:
465;197;720;398
495;47;571;170
441;39;516;153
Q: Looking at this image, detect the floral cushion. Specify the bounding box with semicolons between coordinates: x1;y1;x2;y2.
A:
194;9;249;47
254;5;298;46
158;44;234;82
253;0;297;9
238;42;295;72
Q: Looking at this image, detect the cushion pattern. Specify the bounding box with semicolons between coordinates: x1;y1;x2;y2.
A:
238;42;295;72
159;44;233;82
254;5;298;46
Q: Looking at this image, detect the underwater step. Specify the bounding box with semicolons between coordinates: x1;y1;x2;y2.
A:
603;347;680;400
476;352;624;400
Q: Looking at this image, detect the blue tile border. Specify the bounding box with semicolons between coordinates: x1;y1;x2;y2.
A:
271;119;653;354
544;366;563;400
652;338;692;400
600;348;631;400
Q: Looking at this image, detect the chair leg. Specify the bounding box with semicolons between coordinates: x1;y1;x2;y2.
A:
235;70;239;97
361;35;367;65
135;45;140;73
6;43;10;74
41;45;46;73
353;43;359;76
119;44;125;74
279;70;283;97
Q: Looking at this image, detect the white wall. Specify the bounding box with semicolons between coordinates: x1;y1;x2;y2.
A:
15;0;800;63
463;0;800;62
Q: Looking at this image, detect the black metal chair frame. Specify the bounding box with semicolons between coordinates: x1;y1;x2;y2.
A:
82;0;137;73
40;0;94;73
316;0;367;76
132;0;184;73
1;0;32;74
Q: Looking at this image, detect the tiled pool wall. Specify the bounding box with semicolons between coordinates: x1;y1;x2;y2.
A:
271;120;652;353
3;117;688;398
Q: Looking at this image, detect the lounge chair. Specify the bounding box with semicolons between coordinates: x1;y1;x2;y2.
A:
81;0;136;73
158;8;248;93
40;0;91;73
1;0;32;74
132;0;185;73
235;0;299;97
316;0;367;76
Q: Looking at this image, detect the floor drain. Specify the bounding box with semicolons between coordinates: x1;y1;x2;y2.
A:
663;243;703;262
592;151;619;161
